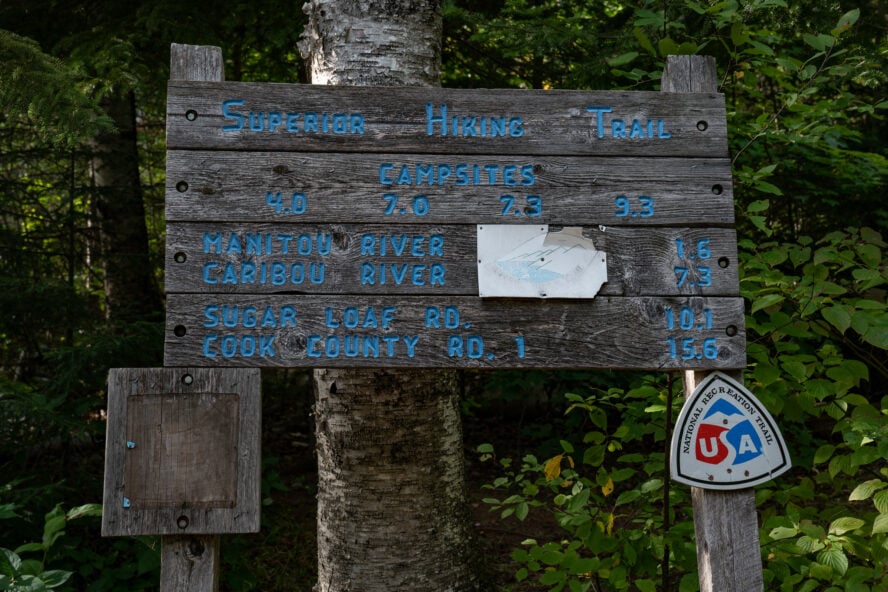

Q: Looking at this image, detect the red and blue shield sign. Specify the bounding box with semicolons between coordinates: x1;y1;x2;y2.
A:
671;372;790;490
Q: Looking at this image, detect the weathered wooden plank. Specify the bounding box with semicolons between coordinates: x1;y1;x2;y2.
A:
166;81;728;157
165;151;734;225
160;535;220;592
165;223;739;297
170;44;224;82
102;367;261;537
163;294;746;369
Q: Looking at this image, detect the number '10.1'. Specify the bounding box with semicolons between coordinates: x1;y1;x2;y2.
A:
664;306;712;330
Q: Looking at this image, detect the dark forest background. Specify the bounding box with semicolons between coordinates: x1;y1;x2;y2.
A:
0;1;886;590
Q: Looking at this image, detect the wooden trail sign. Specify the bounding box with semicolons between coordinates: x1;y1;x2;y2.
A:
163;63;745;371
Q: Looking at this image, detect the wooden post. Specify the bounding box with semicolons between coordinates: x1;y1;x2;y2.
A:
162;43;225;592
665;52;763;592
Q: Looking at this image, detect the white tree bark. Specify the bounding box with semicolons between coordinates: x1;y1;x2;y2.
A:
299;0;441;87
299;2;481;591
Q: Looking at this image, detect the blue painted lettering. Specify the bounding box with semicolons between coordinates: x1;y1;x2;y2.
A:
585;105;671;140
379;163;394;185
203;305;297;329
221;100;245;131
221;101;364;134
376;163;535;186
305;334;416;358
324;306;395;329
359;233;444;257
447;335;484;358
303;113;318;132
612;119;626;138
360;263;446;286
425;306;460;329
426;103;523;137
202;334;275;358
585;106;613;139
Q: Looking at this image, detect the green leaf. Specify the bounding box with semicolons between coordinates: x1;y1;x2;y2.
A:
41;515;66;549
13;543;44;555
515;502;529;521
832;8;860;36
753;180;783;195
873;490;888;514
817;546;848;575
40;569;71;589
871;513;888;535
829;516;864;535
747;199;769;213
633;27;657;56
607;52;639;67
813;444;835;464
849;479;886;501
477;443;494;454
822;306;851;334
730;22;750;47
658;37;680;58
803;33;835;51
0;548;21;578
539;569;566;586
0;504;18;520
769;525;799;540
752;294;785;313
65;504;102;521
855;244;881;267
796;535;825;553
636;579;657;592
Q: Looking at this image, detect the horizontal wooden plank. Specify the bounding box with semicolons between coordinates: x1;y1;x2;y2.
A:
165;223;739;297
166;82;728;157
165;151;734;225
163;295;746;370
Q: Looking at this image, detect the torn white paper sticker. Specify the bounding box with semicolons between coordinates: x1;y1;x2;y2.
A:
477;225;607;298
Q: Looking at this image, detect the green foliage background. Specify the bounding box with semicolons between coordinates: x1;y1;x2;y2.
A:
0;0;886;590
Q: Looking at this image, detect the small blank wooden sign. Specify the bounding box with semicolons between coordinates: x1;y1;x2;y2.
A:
102;367;261;536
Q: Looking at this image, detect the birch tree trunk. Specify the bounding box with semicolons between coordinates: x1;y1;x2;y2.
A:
299;2;480;591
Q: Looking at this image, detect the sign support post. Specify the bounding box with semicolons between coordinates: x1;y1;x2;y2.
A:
665;56;764;592
162;44;226;592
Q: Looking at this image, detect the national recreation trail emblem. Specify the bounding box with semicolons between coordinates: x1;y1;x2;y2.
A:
671;372;791;490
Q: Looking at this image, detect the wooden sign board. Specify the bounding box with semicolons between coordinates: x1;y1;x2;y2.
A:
166;83;729;156
102;367;261;536
163;81;744;370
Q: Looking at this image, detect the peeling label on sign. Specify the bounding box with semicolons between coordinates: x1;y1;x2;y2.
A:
477;225;607;298
670;371;791;490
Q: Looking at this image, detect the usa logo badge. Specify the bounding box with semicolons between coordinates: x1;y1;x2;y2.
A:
671;372;791;490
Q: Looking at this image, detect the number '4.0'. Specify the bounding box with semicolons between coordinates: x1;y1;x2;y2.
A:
266;192;307;215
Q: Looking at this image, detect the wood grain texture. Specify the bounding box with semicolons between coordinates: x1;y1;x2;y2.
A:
165;151;734;225
102;367;261;537
163;294;746;369
124;392;240;509
160;536;221;592
165;223;739;297
170;44;223;82
166;82;728;157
